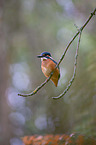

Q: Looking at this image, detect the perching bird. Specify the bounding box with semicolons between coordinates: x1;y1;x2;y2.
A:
37;52;60;87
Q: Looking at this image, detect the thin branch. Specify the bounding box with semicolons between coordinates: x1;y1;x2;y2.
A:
18;8;96;97
18;76;52;97
53;31;82;99
56;8;96;68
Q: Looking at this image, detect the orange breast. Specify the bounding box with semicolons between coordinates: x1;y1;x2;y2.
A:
41;59;60;87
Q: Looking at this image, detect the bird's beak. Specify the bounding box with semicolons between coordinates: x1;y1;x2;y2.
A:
37;55;43;58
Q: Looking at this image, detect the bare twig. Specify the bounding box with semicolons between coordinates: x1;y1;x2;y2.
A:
18;76;52;97
18;8;96;97
53;31;82;99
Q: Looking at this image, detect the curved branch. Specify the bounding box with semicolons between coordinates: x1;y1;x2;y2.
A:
53;31;81;99
18;8;96;97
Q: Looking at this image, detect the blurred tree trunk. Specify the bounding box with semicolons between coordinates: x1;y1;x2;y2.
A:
0;34;11;144
0;10;11;145
0;0;21;144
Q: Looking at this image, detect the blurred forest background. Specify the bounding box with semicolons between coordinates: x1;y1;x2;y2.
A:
0;0;96;145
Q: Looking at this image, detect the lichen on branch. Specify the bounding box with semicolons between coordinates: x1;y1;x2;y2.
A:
18;8;96;99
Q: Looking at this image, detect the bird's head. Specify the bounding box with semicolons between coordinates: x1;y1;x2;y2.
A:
37;52;51;61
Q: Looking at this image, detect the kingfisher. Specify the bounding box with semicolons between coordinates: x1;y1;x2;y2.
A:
37;52;60;87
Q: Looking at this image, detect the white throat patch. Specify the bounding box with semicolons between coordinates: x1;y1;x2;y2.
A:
41;57;47;61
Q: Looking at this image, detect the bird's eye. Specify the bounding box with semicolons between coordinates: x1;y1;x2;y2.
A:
42;54;45;56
